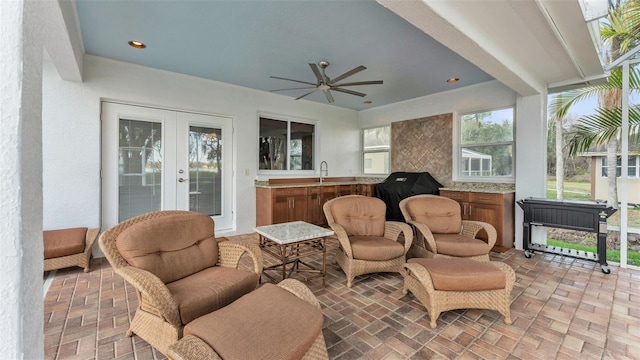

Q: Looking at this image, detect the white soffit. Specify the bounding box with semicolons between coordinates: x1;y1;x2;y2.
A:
378;0;604;97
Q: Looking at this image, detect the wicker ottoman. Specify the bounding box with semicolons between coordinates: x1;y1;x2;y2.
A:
167;279;328;360
403;258;515;328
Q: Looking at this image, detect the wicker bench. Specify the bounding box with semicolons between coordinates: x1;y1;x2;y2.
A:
403;258;515;328
167;279;328;360
44;227;100;273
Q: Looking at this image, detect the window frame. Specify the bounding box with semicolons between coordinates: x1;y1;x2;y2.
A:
362;125;391;175
257;113;318;175
455;106;516;182
601;156;640;178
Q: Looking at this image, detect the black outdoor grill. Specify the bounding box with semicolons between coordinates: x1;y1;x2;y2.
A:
517;197;617;273
375;172;443;222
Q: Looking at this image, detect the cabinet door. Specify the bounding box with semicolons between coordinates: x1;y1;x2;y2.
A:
356;184;375;196
290;194;307;222
338;184;355;197
467;202;500;242
272;196;291;224
306;191;323;225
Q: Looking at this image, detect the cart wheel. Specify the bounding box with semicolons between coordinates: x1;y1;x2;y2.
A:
524;250;533;259
601;265;611;274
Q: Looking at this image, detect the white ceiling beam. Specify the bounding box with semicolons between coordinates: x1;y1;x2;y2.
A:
40;0;84;82
377;0;545;96
377;0;604;97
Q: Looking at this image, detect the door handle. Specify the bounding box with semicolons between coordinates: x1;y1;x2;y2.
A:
178;177;189;183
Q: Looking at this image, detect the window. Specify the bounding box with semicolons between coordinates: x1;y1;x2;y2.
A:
363;126;390;174
259;116;315;171
459;107;514;180
601;156;639;177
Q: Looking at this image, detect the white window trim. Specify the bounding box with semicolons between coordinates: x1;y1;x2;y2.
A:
454;107;516;183
257;112;318;176
601;155;640;178
362;125;391;175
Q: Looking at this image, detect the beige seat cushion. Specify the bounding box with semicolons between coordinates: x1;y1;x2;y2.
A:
330;196;386;236
349;235;405;261
166;267;258;324
408;258;506;291
432;234;491;257
184;283;323;360
404;195;461;234
43;227;87;259
116;212;218;283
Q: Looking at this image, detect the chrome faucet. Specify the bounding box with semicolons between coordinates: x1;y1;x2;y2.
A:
320;161;328;184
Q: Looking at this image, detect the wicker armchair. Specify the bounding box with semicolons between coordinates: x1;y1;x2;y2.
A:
44;227;100;273
323;195;413;288
99;210;263;356
399;194;496;261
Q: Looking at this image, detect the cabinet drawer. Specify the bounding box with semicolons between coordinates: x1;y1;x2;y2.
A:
274;187;308;197
440;190;468;202
469;192;501;204
307;186;321;195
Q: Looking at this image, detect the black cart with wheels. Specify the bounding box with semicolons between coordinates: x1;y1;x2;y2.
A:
517;198;617;274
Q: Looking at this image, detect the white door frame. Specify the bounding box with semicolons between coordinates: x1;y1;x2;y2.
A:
101;102;234;231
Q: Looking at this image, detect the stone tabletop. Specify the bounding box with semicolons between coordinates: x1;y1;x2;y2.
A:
254;221;335;245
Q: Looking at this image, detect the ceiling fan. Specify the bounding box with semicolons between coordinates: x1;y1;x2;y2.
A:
270;61;383;103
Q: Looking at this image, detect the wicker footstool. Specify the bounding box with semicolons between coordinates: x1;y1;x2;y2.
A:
403;258;515;328
167;279;328;360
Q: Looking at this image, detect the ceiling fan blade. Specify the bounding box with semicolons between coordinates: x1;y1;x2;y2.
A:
270;76;317;86
331;87;366;97
270;86;317;92
323;89;334;103
333;80;383;87
309;63;324;83
295;89;319;100
329;65;367;84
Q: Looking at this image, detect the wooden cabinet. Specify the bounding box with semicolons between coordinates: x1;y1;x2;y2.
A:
356;183;376;197
256;181;378;226
256;187;307;226
439;190;515;252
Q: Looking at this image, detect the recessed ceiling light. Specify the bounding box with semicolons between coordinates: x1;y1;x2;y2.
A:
446;77;459;83
128;40;146;49
363;100;372;104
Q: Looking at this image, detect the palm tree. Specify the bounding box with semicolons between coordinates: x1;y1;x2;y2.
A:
549;0;640;208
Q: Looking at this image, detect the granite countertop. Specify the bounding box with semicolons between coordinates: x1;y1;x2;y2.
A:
255;178;382;188
440;182;515;194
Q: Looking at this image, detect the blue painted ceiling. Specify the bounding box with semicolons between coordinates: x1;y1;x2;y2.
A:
76;0;494;111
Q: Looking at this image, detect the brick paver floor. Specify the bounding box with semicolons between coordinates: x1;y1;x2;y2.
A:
44;233;640;359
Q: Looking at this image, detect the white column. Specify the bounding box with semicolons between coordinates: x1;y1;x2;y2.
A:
0;0;44;358
514;93;547;249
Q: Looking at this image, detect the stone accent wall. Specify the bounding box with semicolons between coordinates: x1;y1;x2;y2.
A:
390;113;452;187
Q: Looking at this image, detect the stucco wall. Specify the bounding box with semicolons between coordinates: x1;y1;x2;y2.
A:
1;1;45;358
42;55;361;237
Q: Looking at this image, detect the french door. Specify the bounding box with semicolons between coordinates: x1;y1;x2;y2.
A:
101;102;233;231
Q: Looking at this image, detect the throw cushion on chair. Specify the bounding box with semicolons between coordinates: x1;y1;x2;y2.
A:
349;235;406;261
166;266;259;324
43;227;87;259
404;196;462;234
432;234;492;257
330;196;386;236
408;258;506;291
184;283;324;360
116;213;218;283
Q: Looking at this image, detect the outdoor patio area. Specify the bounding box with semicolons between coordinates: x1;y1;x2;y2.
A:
44;233;640;359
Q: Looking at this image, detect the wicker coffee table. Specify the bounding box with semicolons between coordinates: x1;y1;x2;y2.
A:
255;221;334;287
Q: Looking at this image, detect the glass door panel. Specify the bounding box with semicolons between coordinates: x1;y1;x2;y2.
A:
188;125;222;215
118;119;162;221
